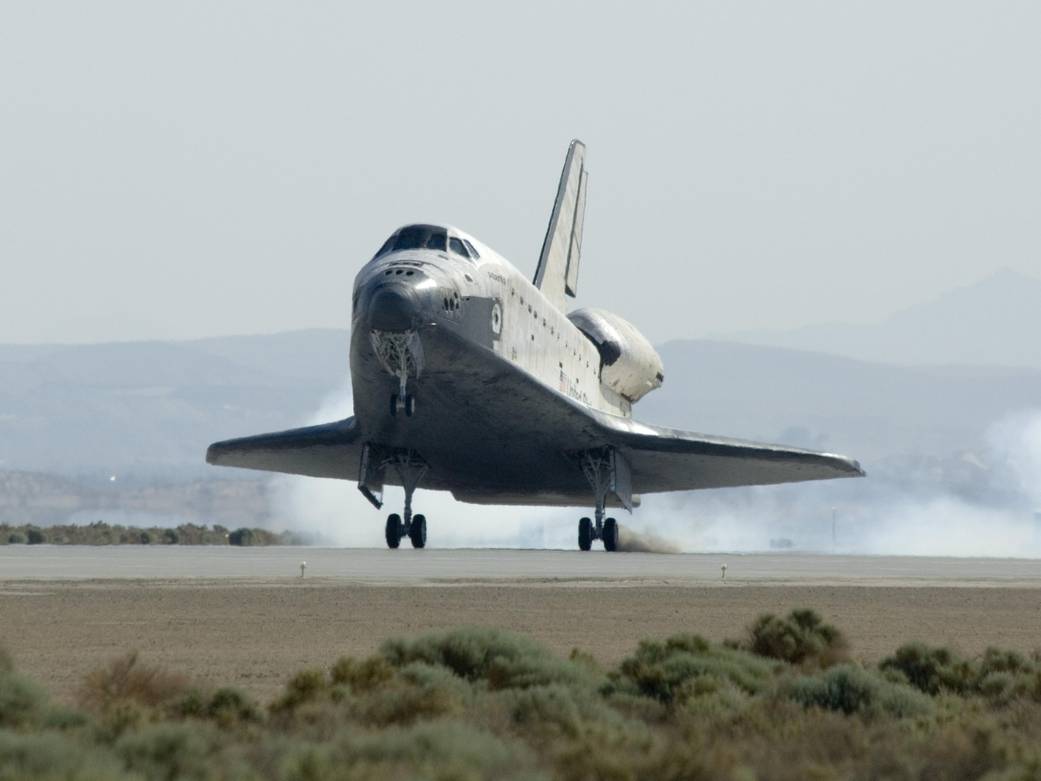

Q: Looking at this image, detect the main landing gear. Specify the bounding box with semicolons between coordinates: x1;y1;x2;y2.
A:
578;516;618;551
383;450;428;549
385;512;426;549
576;448;620;552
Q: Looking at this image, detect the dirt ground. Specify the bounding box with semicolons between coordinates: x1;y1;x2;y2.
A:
3;579;1040;703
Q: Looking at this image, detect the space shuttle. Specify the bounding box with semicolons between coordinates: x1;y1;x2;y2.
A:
208;140;863;550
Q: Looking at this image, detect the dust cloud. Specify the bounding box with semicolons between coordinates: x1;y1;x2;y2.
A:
616;525;681;554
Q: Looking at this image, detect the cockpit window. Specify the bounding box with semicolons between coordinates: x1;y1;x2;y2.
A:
449;237;470;258
370;224;447;255
462;239;480;259
389;226;448;253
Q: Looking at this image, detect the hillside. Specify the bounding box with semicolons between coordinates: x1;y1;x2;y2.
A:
0;329;349;477
722;269;1041;368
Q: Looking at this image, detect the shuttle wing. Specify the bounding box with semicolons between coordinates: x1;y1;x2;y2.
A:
601;419;864;493
206;417;363;479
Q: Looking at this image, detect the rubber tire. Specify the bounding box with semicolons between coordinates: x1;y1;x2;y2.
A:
578;517;593;551
603;517;619;552
409;514;427;548
404;394;416;417
385;513;402;549
390;394;398;417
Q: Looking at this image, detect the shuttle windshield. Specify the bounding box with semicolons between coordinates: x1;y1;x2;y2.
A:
374;225;448;259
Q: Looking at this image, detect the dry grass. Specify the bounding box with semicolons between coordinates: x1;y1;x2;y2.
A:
77;651;190;712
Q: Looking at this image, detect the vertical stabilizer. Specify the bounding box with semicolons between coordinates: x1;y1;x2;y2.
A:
533;140;588;310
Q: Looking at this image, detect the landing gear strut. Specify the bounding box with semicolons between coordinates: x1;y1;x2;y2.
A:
576;448;621;552
371;330;421;418
382;450;428;549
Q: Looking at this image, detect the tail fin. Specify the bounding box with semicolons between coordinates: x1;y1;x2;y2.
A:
533;139;588;310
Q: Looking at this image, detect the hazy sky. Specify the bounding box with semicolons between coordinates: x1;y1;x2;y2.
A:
2;1;1038;344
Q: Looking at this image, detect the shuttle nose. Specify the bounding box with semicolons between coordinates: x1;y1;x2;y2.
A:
366;282;421;332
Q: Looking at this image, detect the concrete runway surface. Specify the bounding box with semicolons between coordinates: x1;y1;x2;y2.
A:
3;547;1040;702
3;546;1041;585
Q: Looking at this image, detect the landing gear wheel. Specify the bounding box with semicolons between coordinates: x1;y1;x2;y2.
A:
409;514;427;548
404;394;416;417
578;517;593;551
603;517;618;552
385;513;402;549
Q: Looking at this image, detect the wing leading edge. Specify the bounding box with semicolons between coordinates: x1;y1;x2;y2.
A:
206;417;363;479
598;417;864;494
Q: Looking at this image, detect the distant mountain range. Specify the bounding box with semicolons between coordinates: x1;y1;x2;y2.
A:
720;268;1041;369
641;340;1041;463
0;329;350;477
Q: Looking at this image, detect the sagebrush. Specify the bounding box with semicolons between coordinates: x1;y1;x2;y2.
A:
2;611;1041;780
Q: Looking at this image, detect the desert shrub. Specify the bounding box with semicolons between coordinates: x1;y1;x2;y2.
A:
116;721;232;780
0;670;51;729
0;730;129;781
205;688;260;727
0;645;60;731
880;644;1041;703
322;721;541;780
880;643;975;695
329;655;395;692
745;609;849;668
609;634;776;706
978;647;1032;677
507;684;586;738
6;532;26;544
977;671;1018;703
172;689;207;719
78;651;189;712
568;647;601;674
25;528;45;545
271;669;328;713
784;664;933;718
381;627;599;691
511;696;653;781
501;682;638;747
355;663;468;726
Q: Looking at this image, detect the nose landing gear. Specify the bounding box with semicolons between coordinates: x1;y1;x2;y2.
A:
390;393;416;417
371;330;422;418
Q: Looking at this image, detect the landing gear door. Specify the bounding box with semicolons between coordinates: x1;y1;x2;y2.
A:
610;449;633;512
358;444;385;510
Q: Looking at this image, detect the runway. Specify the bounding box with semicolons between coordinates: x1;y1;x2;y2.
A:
3;546;1041;586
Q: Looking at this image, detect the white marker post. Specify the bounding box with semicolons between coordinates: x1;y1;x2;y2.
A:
300;561;307;578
